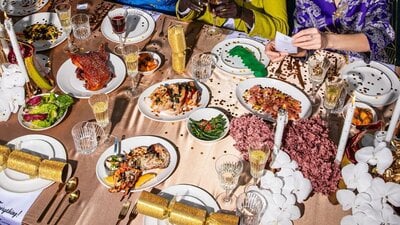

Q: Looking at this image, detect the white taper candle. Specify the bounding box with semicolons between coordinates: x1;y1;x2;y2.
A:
4;16;29;82
335;96;356;164
273;108;287;155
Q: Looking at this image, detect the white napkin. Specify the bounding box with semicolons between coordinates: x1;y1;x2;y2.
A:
123;6;161;22
0;188;42;225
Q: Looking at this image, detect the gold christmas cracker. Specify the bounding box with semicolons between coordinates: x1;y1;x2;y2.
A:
206;212;239;225
7;150;41;177
137;191;169;219
169;202;207;225
0;145;10;168
39;160;68;183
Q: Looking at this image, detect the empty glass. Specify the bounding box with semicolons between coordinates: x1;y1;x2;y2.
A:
71;121;99;154
71;13;91;40
236;191;267;225
190;53;216;83
215;154;243;209
308;56;330;105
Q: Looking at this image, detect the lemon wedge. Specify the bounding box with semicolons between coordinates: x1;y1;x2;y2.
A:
135;173;157;188
104;175;114;186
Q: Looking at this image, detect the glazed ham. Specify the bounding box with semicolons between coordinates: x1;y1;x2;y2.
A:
69;44;114;91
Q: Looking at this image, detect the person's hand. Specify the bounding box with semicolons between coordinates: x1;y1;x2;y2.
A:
292;28;328;50
265;41;288;62
179;0;207;13
213;0;241;18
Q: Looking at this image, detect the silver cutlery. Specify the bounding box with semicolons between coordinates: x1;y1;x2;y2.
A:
53;190;80;225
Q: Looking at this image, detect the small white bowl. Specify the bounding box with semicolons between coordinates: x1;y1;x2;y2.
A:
186;108;230;143
343;101;377;127
138;51;161;76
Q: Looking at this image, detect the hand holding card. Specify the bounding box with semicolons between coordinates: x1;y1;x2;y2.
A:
274;32;298;54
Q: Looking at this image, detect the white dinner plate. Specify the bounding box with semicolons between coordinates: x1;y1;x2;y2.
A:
211;38;269;76
101;8;155;44
340;60;400;107
96;136;178;192
0;0;49;16
13;12;67;51
236;78;312;121
143;184;220;225
0;135;67;193
138;79;210;122
56;52;126;99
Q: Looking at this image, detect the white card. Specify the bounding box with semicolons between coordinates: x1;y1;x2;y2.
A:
274;31;298;54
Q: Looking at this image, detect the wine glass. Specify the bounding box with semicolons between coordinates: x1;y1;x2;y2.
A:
190;53;216;83
207;0;222;36
215;154;243;209
108;8;128;55
55;3;78;53
307;56;331;105
121;44;141;97
247;146;271;190
323;77;344;118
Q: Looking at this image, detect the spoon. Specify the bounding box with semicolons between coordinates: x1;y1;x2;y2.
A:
53;190;80;225
47;177;78;224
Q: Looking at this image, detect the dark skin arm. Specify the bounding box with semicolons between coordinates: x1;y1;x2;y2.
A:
178;0;207;13
213;0;254;27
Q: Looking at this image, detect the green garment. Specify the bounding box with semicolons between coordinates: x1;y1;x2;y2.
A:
176;0;288;39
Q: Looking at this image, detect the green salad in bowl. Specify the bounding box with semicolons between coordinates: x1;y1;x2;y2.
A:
18;92;74;130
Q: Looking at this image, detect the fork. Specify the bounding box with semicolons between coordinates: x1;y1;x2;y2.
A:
126;204;138;225
116;201;131;225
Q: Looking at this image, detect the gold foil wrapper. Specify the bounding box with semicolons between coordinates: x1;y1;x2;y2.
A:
169;202;206;225
39;160;68;183
137;191;169;219
206;212;239;225
0;145;11;168
7;150;41;177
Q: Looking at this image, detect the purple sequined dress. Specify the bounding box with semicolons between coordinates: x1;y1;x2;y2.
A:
294;0;395;62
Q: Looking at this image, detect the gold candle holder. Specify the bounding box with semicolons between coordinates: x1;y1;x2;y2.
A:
7;150;41;177
39;159;68;183
137;191;169;219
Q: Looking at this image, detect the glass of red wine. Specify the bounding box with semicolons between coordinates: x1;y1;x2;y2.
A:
108;8;128;55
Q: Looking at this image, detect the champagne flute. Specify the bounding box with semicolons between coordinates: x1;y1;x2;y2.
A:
247;146;270;189
207;0;222;36
55;3;78;53
307;56;331;105
215;154;243;209
121;44;140;97
88;93;113;144
323;77;344;118
108;8;128;55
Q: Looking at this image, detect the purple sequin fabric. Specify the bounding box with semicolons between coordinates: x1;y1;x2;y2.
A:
294;0;395;62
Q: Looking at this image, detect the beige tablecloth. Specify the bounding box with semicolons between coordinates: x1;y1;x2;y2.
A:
0;2;356;224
